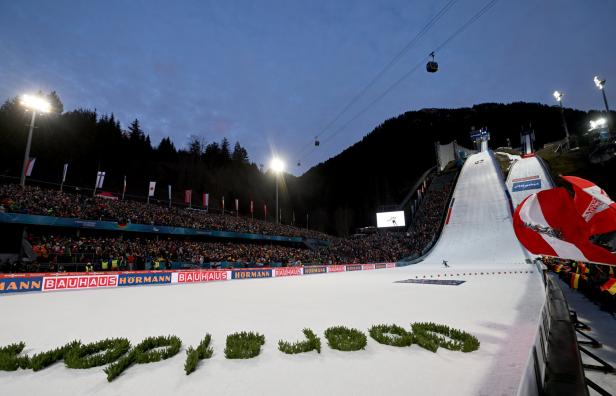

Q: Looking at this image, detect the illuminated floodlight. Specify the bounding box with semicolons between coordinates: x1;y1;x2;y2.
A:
553;91;563;102
270;157;285;174
20;94;51;113
589;118;607;130
594;76;605;90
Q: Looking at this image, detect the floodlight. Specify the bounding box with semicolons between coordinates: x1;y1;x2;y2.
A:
553;91;563;102
20;94;51;113
589;118;607;130
270;157;285;173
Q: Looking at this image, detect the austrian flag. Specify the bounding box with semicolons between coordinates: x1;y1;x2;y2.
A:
513;188;616;265
561;176;616;235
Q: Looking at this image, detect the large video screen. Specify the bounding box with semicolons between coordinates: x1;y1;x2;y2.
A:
376;211;406;228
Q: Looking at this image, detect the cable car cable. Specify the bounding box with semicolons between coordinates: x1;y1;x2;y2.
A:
292;0;460;163
298;0;501;164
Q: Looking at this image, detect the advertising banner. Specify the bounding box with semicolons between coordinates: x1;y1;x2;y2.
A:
173;271;230;283
362;264;376;270
42;274;118;291
118;273;172;287
303;266;327;275
0;276;43;293
231;269;272;280
327;265;346;273
374;263;387;269
345;264;362;271
274;267;303;277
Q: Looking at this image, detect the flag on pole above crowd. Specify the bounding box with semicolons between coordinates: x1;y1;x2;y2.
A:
203;193;209;209
25;157;36;177
222;196;225;212
122;175;127;200
235;198;239;213
264;203;267;220
148;181;156;197
561;176;616;236
185;190;192;205
95;171;105;189
513;188;616;265
62;163;68;182
250;200;254;214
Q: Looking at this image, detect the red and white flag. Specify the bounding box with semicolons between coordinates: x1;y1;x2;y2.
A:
184;189;192;205
25;157;36;177
561;176;616;235
513;188;616;265
250;200;254;214
148;181;156;197
235;198;239;212
203;193;209;208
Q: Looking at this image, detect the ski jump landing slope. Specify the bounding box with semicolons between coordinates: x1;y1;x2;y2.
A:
417;150;532;268
505;155;555;209
0;151;547;396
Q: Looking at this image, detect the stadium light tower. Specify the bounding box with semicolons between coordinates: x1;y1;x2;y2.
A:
553;90;570;149
270;157;285;224
593;76;610;113
19;94;51;187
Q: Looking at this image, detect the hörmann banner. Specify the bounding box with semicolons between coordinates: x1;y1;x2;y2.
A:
119;273;172;287
0;276;43;293
231;269;273;280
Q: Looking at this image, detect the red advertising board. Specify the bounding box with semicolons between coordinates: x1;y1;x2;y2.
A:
274;267;303;277
42;274;118;291
175;271;228;283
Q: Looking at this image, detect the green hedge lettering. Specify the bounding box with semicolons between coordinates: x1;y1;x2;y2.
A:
224;332;265;359
324;326;367;351
278;328;321;354
184;334;214;375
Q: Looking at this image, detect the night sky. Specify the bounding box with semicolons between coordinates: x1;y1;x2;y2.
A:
1;0;614;174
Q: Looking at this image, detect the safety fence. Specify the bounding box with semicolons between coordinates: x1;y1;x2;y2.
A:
0;263;396;295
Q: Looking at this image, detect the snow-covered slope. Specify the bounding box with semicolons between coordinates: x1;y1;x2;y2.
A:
506;155;555;209
0;150;548;396
419;150;531;267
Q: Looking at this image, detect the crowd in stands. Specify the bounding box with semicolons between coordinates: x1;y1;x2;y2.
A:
0;172;456;273
543;257;616;313
0;184;328;239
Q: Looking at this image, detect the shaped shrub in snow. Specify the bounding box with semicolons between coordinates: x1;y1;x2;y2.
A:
224;332;265;359
411;322;480;353
65;338;130;369
184;334;214;375
368;324;413;347
278;328;321;354
324;326;367;351
104;335;181;382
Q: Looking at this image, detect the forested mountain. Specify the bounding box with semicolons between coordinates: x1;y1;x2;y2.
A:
0;93;612;235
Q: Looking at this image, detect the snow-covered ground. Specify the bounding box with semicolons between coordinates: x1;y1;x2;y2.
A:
0;267;545;396
0;150;548;395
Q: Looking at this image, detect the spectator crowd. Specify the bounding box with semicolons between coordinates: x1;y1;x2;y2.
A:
0;184;328;239
0;173;456;273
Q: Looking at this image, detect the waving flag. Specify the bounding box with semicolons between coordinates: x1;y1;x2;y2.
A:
148;181;156;197
25;158;36;177
184;189;192;205
513;188;616;265
561;176;616;235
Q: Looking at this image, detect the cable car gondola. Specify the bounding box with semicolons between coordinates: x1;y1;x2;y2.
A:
314;137;320;146
426;52;438;73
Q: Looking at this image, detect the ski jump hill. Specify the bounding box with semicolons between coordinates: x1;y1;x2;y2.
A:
0;151;563;395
